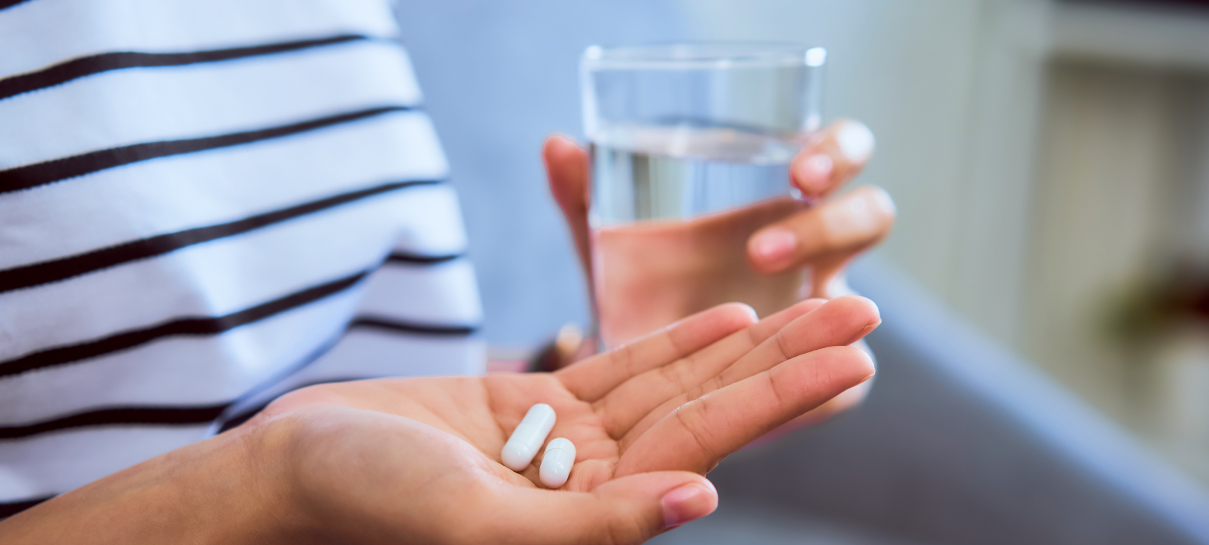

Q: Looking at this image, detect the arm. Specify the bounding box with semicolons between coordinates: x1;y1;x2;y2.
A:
0;423;304;544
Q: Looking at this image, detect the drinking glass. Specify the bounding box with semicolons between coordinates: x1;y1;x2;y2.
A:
581;42;826;348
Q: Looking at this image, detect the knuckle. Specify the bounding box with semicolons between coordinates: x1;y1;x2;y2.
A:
773;329;796;361
598;397;624;440
611;342;638;379
765;371;790;410
595;508;653;545
745;320;764;347
688;375;722;402
658;358;694;393
674;402;718;465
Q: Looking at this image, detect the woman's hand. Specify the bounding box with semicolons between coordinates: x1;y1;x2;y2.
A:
745;121;895;297
0;297;878;545
545;119;895;306
263;296;878;544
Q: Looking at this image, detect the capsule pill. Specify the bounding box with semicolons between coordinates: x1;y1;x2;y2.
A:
539;437;576;488
501;403;556;471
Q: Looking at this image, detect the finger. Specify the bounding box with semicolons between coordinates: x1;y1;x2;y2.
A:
616;345;875;477
557;303;757;402
543;135;593;277
618;295;880;448
791;119;875;199
485;472;717;544
718;296;879;386
757;337;876;438
595;298;826;438
748;185;895;274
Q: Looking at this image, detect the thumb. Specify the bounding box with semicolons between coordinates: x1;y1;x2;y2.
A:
543;134;593;277
497;472;718;545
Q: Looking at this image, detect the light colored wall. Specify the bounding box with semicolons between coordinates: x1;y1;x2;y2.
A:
1025;61;1191;425
1030;3;1209;482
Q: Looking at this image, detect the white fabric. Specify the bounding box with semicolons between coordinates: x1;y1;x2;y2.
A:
0;39;422;167
0;112;450;269
0;0;483;506
221;328;488;424
0;426;212;503
358;259;483;325
1;184;467;358
0;0;399;77
0;288;363;425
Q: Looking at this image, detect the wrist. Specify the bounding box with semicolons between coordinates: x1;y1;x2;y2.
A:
236;412;330;544
149;421;315;544
0;418;312;544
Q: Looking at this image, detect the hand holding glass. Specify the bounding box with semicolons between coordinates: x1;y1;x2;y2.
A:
582;43;827;348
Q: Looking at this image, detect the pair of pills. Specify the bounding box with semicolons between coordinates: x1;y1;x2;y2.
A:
500;403;576;488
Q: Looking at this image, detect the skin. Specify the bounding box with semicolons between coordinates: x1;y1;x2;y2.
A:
590;198;808;348
0;297;879;544
543;119;897;420
544;119;896;307
1;121;891;543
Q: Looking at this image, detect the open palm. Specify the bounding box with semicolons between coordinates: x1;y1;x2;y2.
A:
256;296;878;544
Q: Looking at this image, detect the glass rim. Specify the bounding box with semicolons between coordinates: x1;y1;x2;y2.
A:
582;42;826;70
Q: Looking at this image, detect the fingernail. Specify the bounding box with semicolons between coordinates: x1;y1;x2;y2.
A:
836;122;875;163
794;154;834;193
751;229;797;264
662;483;717;529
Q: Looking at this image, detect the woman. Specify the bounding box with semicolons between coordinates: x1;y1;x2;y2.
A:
0;0;892;541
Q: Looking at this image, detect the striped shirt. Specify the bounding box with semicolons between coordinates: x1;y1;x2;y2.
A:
0;0;484;517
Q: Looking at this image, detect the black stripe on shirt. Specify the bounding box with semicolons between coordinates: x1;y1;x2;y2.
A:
212;314;481;434
214;314;483;433
350;315;479;336
0;105;413;194
216;315;485;433
0;0;32;11
0;496;51;519
0;179;440;295
0;34;376;101
0;404;227;440
0;316;479;438
0;268;372;379
385;251;463;265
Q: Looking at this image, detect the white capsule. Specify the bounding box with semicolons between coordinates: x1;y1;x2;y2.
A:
540;438;576;488
501;403;556;471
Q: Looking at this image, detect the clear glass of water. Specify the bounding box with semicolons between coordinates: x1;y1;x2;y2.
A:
581;42;826;349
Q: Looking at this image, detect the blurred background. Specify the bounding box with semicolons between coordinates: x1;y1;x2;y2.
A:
395;0;1209;542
